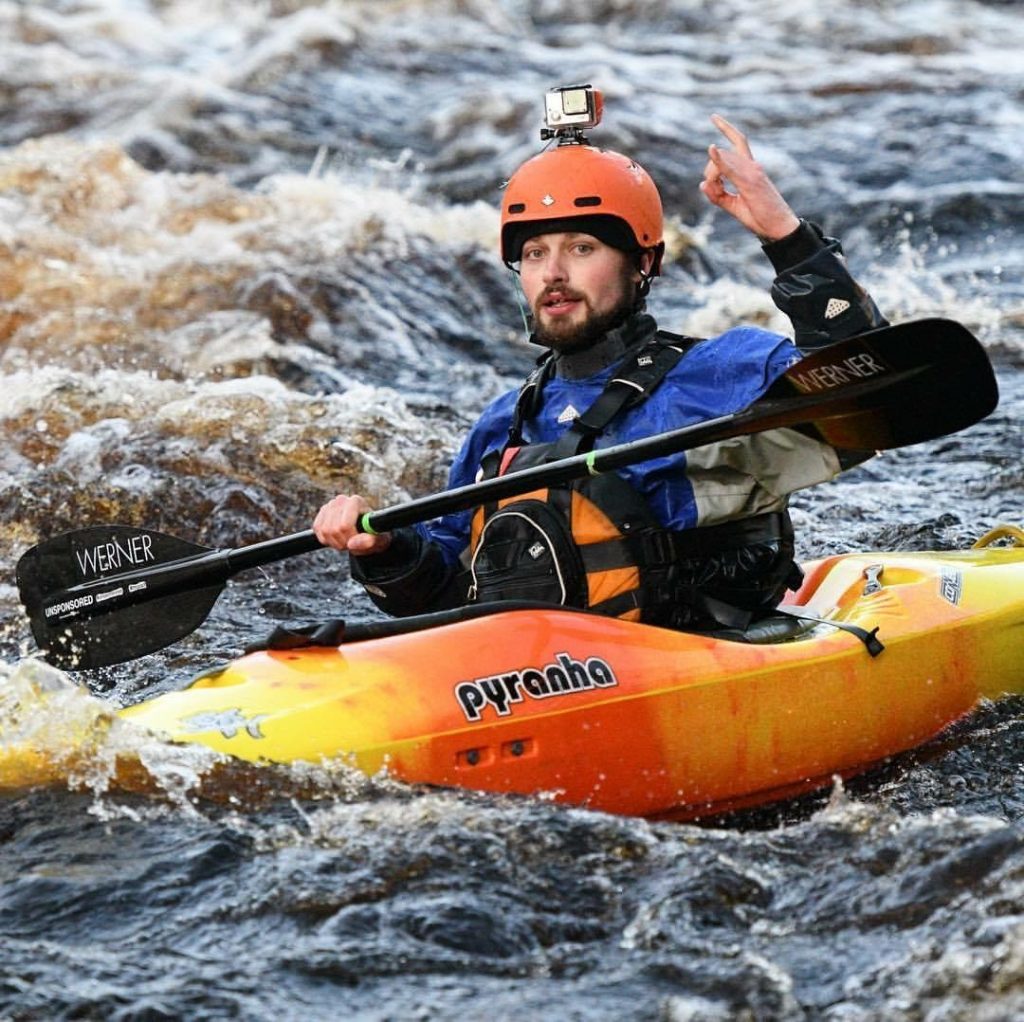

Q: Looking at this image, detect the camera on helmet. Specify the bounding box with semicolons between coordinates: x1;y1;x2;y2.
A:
541;84;604;142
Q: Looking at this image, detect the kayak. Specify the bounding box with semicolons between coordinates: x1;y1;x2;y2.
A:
121;533;1024;816
4;532;1024;818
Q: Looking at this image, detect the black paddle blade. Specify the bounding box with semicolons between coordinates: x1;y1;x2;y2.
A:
27;586;223;672
768;317;998;450
16;526;223;670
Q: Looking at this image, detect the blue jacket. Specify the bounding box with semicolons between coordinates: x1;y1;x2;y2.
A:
420;323;801;567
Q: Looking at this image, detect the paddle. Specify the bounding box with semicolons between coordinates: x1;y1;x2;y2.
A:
16;317;998;670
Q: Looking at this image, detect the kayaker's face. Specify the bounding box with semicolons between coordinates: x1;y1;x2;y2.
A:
519;232;642;351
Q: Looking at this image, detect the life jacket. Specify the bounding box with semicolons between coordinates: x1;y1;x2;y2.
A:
467;330;802;629
468;331;696;623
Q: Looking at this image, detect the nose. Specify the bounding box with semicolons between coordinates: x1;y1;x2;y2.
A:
541;249;568;285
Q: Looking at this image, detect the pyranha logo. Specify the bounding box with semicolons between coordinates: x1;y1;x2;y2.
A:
179;708;269;740
455;652;618;722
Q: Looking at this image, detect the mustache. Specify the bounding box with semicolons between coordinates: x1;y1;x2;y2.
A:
536;286;586;305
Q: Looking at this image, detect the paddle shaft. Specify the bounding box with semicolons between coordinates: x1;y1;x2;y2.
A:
72;359;923;603
358;373;905;535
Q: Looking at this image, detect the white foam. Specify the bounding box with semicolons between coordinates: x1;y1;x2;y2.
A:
0;656;226;803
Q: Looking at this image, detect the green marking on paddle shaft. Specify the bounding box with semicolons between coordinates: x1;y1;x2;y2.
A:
586;451;600;476
360;513;378;535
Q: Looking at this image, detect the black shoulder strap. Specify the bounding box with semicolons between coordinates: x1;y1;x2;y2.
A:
507;352;556;447
548;331;699;460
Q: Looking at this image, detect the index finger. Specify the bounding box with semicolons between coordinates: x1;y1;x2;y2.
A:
710;113;754;159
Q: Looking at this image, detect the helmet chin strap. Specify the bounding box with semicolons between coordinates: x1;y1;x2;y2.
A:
635;245;660;298
636;271;653;299
507;265;533;340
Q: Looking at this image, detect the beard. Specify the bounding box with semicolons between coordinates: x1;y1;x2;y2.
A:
531;275;637;352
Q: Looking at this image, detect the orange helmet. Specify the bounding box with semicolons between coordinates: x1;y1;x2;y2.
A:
500;144;665;276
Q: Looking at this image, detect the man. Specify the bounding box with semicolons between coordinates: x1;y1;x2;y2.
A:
314;112;886;631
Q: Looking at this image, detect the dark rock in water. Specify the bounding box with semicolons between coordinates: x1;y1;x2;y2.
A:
870;512;964;551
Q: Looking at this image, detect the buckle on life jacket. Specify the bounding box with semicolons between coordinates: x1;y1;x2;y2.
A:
638;529;679;565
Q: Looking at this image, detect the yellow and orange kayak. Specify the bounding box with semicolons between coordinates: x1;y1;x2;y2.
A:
118;537;1024;819
4;535;1024;819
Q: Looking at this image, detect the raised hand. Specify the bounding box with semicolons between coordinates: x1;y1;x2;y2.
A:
699;114;801;243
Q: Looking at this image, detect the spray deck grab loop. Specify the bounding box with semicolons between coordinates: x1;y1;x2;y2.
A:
972;524;1024;549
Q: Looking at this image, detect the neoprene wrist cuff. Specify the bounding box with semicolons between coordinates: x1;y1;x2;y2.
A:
350;527;420;574
762;219;828;274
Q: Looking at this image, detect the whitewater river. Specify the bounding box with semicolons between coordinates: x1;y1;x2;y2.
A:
1;1;1023;1018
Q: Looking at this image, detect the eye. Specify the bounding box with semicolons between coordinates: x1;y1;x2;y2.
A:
522;245;544;261
572;241;594;255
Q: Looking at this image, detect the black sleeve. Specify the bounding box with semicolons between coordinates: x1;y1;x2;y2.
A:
348;527;466;617
764;220;889;351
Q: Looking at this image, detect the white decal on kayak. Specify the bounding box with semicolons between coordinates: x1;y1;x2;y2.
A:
862;563;884;595
789;351;888;393
74;532;156;579
178;708;269;740
455;652;617;722
940;568;963;606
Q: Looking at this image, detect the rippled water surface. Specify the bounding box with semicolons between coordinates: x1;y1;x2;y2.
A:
1;1;1023;1018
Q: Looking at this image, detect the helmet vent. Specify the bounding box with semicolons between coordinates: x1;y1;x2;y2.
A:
507;202;526;214
573;196;602;207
